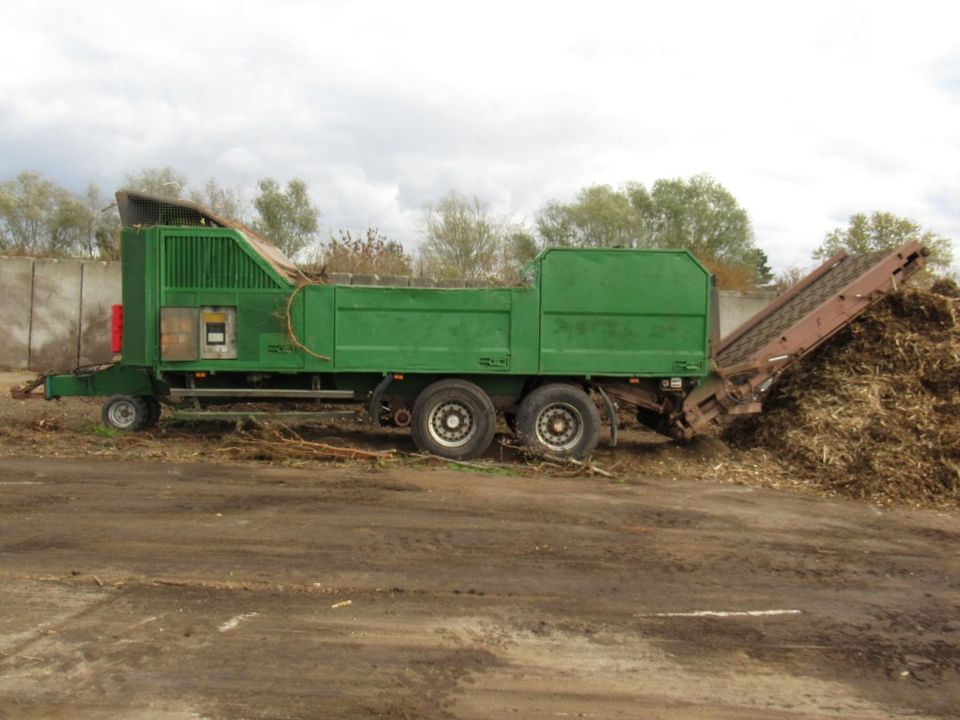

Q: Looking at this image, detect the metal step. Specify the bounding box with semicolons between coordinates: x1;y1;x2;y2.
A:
169;388;356;400
172;410;357;422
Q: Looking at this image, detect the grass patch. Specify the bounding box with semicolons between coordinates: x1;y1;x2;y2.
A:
82;421;125;438
446;462;518;477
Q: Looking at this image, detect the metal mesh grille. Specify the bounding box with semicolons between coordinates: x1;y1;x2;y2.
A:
119;194;222;228
716;249;890;368
163;235;279;290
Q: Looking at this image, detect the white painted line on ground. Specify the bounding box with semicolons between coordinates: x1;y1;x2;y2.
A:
638;609;802;618
218;612;260;632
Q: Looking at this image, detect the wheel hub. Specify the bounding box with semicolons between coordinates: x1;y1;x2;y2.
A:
428;402;475;448
535;403;584;451
109;401;136;428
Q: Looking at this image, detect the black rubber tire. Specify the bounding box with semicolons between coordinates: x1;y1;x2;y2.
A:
516;383;601;458
101;394;149;432
143;397;162;428
411;379;496;460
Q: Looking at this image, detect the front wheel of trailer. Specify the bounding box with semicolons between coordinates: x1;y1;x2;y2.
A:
101;394;149;432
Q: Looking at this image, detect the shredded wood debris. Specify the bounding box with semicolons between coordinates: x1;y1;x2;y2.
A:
726;285;960;506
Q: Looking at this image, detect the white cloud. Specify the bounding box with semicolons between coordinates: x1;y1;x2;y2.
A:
1;0;958;272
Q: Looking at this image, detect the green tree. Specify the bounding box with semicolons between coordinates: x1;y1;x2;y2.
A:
537;184;648;248
535;174;767;288
252;178;321;258
123;166;187;198
419;192;503;279
644;174;755;267
0;172;95;257
499;226;540;281
746;248;774;286
814;212;954;277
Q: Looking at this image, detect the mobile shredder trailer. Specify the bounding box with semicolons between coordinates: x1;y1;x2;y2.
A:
32;191;929;459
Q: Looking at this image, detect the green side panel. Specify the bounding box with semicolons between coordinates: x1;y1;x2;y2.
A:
332;287;523;372
303;285;336;371
250;291;304;369
198;292;237;306
46;365;161;399
164;291;197;306
507;284;540;374
120;229;156;367
538;248;711;376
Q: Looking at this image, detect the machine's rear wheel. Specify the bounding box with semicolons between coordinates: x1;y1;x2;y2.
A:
411;379;496;460
516;383;601;458
101;394;149;431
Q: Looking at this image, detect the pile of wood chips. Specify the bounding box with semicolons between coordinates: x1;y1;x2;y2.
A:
726;282;959;506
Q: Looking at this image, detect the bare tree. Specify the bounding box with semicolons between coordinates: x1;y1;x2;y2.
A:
418;192;503;279
0;172;94;257
122;167;187;198
189;178;247;222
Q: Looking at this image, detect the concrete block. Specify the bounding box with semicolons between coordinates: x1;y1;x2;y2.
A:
409;276;438;288
717;290;777;339
0;257;35;370
326;272;352;285
30;258;83;372
436;278;466;288
350;274;379;286
377;275;410;287
79;261;122;367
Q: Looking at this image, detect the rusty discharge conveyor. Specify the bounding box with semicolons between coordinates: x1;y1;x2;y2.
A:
670;241;929;439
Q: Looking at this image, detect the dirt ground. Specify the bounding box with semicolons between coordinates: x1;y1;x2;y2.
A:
1;371;959;719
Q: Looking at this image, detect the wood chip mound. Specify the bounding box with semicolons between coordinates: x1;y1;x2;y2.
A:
726;285;959;506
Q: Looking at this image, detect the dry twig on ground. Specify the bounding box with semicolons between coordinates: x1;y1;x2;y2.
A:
219;425;395;462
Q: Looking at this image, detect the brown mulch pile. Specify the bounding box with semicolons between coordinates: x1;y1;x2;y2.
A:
725;282;960;506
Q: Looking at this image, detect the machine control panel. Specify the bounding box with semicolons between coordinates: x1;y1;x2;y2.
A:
200;306;237;360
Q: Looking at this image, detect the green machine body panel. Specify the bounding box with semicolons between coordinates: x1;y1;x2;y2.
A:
537;248;711;377
154;227;305;372
119;229;156;367
47;222;714;399
45;364;160;399
325;285;539;373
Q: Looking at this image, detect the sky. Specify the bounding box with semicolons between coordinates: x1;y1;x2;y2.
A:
1;1;959;273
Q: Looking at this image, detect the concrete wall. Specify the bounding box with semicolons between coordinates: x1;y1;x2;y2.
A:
0;258;34;370
718;290;777;338
0;258;776;371
1;257;122;373
79;261;123;367
30;259;83;372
